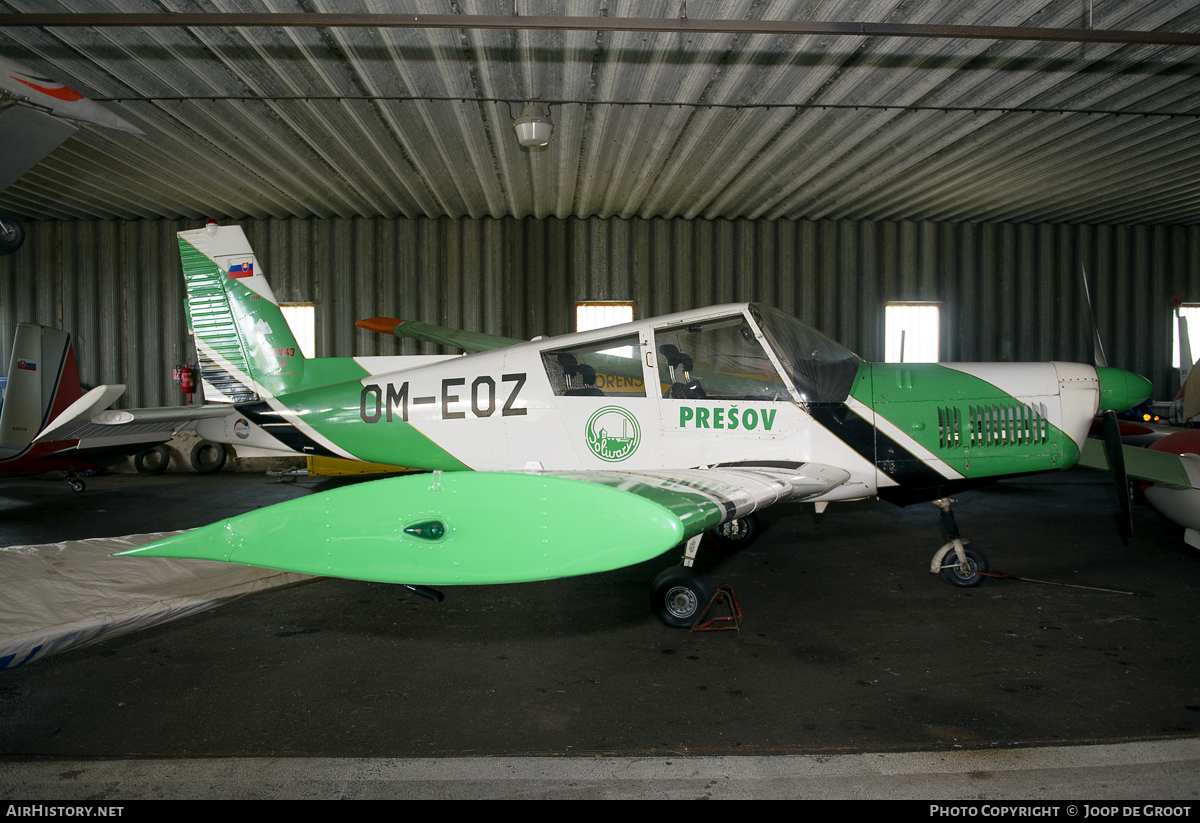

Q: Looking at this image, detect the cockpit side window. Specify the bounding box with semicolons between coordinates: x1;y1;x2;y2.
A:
653;316;791;401
541;333;646;397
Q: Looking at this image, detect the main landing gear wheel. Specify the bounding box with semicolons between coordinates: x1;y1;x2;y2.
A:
134;445;170;475
651;567;716;629
190;441;227;473
940;546;989;587
709;513;760;549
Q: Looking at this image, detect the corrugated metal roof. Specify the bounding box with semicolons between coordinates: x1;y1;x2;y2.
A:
2;0;1200;224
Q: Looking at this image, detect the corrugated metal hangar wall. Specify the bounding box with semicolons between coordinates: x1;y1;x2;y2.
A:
0;215;1196;410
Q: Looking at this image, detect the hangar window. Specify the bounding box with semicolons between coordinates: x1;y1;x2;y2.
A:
1173;304;1200;368
280;303;315;358
576;301;635;332
885;303;940;363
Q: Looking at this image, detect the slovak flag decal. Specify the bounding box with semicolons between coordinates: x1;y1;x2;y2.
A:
17;360;36;371
227;261;254;279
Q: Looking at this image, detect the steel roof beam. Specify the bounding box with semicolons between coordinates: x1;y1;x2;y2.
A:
0;14;1198;48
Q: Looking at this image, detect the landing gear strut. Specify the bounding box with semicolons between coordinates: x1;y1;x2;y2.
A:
651;513;765;627
710;513;760;549
929;497;989;587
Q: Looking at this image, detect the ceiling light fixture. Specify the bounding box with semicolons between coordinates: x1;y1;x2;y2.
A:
513;102;552;147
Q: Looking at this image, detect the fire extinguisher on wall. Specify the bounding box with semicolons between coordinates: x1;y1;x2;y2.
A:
173;362;196;404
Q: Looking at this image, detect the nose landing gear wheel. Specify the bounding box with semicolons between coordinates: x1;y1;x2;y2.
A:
651;567;716;628
940;546;989;587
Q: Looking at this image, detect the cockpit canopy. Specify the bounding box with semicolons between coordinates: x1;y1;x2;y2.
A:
539;303;862;404
749;304;861;403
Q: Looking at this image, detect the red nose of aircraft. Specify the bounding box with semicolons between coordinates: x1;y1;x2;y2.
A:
1095;367;1154;413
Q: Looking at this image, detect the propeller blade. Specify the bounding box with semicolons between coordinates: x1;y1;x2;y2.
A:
1101;409;1133;545
1082;263;1108;368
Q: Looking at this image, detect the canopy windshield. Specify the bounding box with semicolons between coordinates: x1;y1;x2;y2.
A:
750;304;861;403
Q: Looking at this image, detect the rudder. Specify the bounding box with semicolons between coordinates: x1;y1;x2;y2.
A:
178;223;306;401
0;323;81;451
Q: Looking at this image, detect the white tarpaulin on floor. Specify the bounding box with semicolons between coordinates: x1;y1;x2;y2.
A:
0;532;316;670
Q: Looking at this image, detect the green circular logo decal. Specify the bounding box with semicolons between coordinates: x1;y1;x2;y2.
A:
585;406;641;462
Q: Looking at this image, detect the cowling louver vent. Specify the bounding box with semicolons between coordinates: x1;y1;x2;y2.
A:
939;403;1049;449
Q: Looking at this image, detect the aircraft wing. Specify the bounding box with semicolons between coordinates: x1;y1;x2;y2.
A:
544;464;851;531
35;384;236;451
1;57;143;192
0;105;78;193
120;463;851;585
1077;438;1194;490
0;57;142;134
356;317;523;353
1079;433;1200;549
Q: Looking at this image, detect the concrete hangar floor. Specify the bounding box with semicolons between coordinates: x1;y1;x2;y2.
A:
1;469;1198;799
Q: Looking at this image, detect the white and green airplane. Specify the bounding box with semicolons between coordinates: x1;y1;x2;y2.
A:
122;223;1162;627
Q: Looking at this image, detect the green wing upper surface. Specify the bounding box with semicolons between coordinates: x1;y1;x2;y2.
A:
120;465;848;585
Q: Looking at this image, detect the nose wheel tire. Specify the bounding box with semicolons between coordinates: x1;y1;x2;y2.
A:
940;546;989;587
651;567;716;628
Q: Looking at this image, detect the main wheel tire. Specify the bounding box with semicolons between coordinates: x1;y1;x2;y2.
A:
0;214;25;256
651;567;716;629
940;546;988;587
710;513;760;549
133;444;171;475
190;441;227;474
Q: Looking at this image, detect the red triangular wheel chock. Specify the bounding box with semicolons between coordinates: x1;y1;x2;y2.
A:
690;585;743;632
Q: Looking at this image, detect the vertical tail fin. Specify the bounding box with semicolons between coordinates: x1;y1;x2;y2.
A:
0;323;81;450
178;224;305;401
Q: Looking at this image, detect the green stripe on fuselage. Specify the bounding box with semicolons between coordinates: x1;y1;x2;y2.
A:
857;363;1077;478
268;379;471;471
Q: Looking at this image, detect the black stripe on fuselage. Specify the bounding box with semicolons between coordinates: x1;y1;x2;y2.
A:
237;401;340;458
806;401;947;488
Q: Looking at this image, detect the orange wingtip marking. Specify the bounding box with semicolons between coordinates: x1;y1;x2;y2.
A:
356;317;404;334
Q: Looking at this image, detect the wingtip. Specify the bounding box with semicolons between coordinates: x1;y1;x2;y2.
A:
356;317;404;334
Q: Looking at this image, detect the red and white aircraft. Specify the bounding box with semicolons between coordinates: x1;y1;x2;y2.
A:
0;56;142;254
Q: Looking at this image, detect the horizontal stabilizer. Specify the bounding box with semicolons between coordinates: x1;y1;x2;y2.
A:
119;472;711;585
38;389;235;444
357;317;523;353
35;384;126;443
